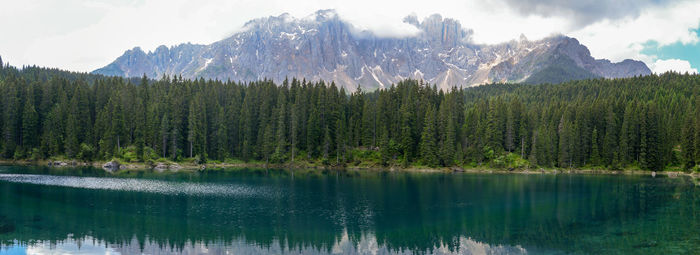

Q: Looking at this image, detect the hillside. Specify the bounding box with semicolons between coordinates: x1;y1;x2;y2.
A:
2;60;697;171
93;10;651;91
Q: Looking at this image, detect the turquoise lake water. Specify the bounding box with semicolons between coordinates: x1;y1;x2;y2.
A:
0;165;698;254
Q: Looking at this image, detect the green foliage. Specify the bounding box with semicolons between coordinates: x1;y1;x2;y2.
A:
142;146;159;162
420;104;439;167
0;61;698;170
77;143;94;161
120;147;138;162
490;153;529;169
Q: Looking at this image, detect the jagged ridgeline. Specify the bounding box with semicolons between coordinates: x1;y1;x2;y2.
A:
0;62;699;170
93;10;650;91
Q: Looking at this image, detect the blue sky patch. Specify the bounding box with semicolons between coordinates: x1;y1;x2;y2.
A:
641;28;700;70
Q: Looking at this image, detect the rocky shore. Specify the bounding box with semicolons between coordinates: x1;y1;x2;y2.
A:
1;159;699;179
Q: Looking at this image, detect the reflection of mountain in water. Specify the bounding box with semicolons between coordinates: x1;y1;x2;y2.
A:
13;234;526;255
0;166;697;254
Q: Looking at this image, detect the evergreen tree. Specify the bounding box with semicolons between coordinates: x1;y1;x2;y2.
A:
682;113;696;169
399;100;414;165
420;104;439;167
0;62;698;170
290;99;300;162
215;107;228;160
272;93;288;162
2;79;19;157
21;86;39;150
439;100;456;166
558;115;573;168
160;113;169;158
602;107;618;166
362;99;376;148
640;104;661;171
590;128;601;166
336;108;347;164
486;100;504;151
187;96;207;160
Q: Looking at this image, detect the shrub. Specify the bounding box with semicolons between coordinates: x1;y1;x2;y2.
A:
77;143;95;161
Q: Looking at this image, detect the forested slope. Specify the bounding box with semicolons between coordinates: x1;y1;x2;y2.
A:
1;59;698;170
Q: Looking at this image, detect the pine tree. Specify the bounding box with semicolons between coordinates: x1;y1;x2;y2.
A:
602;107;618;166
290;100;300;162
486;100;504;151
640;104;661;171
187;96;207;160
263;123;275;165
379;126;391;166
558;115;573;168
112;99;126;154
399;100;414;165
336;108;347;164
134;99;146;161
439;101;456;166
590;128;601;166
272;96;288;162
682;113;696;169
420;104;439;167
240;89;257;161
362;100;376;148
618;104;632;166
65;111;79;158
21;86;39;149
2;79;19;157
160;113;169;158
306;103;321;158
42;105;64;156
529;129;539;165
215;107;228;160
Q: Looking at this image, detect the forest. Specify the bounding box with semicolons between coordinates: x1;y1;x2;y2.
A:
1;57;699;171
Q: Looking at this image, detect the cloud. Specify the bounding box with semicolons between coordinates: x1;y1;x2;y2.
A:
650;59;698;74
569;0;700;71
500;0;675;28
0;0;698;73
335;11;423;38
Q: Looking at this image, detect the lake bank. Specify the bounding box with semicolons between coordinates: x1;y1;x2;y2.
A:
1;158;699;178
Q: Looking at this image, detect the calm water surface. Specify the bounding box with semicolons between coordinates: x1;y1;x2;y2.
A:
0;165;698;254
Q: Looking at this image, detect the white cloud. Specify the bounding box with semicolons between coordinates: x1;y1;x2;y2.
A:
650;59;698;74
569;0;700;67
0;0;698;72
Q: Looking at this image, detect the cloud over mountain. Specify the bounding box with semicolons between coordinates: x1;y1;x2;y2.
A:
93;10;651;90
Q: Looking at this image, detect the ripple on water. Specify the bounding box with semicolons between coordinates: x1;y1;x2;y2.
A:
0;173;277;198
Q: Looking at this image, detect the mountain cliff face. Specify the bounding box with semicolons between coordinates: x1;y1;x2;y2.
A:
94;10;651;90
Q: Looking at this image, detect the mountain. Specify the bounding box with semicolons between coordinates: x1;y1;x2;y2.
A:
93;10;651;90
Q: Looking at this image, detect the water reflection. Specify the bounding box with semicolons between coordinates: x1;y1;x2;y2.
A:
0;173;275;197
4;233;527;255
0;166;698;254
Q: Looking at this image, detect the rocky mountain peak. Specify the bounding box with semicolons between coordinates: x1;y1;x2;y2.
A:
93;10;651;90
413;14;473;47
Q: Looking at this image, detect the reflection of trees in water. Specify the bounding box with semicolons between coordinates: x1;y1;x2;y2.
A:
0;168;695;254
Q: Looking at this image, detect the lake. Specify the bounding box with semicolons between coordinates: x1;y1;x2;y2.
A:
0;165;698;254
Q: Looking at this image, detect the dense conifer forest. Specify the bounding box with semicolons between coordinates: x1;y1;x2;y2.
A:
0;57;698;171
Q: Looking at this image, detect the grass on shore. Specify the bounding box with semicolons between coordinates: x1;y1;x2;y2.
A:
1;147;699;176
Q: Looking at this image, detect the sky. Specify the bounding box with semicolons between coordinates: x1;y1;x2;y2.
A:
0;0;698;74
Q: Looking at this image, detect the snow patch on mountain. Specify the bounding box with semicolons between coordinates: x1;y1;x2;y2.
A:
93;10;651;91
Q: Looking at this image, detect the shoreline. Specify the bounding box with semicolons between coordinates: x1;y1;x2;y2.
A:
1;159;698;178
